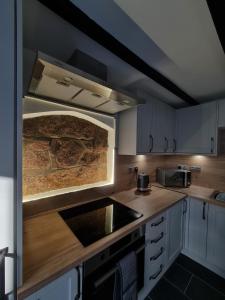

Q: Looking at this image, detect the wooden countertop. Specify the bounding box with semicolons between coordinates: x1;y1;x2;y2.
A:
18;186;185;299
153;183;225;208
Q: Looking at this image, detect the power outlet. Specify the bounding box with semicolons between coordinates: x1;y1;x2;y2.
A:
128;166;138;173
177;164;188;170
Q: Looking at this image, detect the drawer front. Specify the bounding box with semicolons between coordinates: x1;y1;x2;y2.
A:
144;246;166;291
148;237;166;261
146;213;167;243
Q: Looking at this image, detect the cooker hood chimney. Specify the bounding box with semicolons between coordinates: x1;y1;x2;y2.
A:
27;51;145;114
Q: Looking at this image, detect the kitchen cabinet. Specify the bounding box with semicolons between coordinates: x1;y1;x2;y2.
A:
139;211;167;299
207;204;225;274
218;99;225;127
25;268;81;300
151;100;175;153
139;201;183;299
166;200;183;265
119;99;175;155
183;198;225;278
175;102;217;154
184;198;208;260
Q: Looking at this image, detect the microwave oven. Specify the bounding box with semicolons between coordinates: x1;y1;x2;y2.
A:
157;168;191;188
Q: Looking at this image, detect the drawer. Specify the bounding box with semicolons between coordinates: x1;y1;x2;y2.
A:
148;236;166;259
144;249;166;291
146;213;167;242
145;242;166;272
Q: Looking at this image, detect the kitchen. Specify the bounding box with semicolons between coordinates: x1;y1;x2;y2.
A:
1;0;225;300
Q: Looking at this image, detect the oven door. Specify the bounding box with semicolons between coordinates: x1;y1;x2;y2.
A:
83;238;145;300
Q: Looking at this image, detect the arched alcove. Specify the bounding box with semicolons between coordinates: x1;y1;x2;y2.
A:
23;111;115;201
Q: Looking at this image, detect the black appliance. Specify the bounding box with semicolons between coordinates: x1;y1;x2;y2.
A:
157;168;192;187
83;227;145;300
137;173;150;192
59;198;143;247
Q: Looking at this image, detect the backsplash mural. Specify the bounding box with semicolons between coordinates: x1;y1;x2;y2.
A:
23;112;114;201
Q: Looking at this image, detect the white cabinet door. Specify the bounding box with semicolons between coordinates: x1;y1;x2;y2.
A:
175;102;217;154
137;103;154;154
25;269;80;300
165;105;176;153
118;100;175;155
186;198;208;259
166;201;183;265
207;204;225;273
147;100;175;154
218;99;225;127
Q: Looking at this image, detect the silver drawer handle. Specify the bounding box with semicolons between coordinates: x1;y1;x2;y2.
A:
151;216;165;227
150;247;164;261
149;264;164;280
150;232;164;244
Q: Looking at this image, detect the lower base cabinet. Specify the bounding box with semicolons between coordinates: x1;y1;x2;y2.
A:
25;267;81;300
139;200;184;300
183;197;225;279
184;197;208;260
206;204;225;275
166;200;183;265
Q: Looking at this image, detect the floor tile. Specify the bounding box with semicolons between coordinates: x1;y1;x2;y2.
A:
176;254;225;295
149;278;189;300
186;276;225;300
164;263;192;292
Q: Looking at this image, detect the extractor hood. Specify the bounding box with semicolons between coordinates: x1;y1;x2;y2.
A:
26;51;145;114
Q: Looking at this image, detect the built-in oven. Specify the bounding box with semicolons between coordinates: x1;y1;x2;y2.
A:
83;226;145;300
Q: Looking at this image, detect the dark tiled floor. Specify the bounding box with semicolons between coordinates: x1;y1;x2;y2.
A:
147;254;225;300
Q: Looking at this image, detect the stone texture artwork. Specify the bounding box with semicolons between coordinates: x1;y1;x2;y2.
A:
23;114;108;197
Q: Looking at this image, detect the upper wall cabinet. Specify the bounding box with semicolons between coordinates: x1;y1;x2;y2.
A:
175;102;217;154
118;100;175;155
218;99;225;127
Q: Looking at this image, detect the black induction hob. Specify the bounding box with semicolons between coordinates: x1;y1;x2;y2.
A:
59;197;143;247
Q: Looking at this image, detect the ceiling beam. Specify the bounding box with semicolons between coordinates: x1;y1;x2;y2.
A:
38;0;198;106
206;0;225;54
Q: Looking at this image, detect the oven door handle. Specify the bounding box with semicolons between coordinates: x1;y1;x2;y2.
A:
93;244;145;289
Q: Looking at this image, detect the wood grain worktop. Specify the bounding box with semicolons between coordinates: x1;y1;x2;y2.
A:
18;186;185;299
153;183;225;208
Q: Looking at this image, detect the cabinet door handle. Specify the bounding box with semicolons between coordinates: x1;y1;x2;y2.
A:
202;202;206;220
149;264;164;280
211;137;214;154
183;199;187;214
164;137;169;152
150;232;164;244
0;247;15;299
150;247;164;261
151;216;165;227
149;134;154;152
173;138;176;152
75;266;81;300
